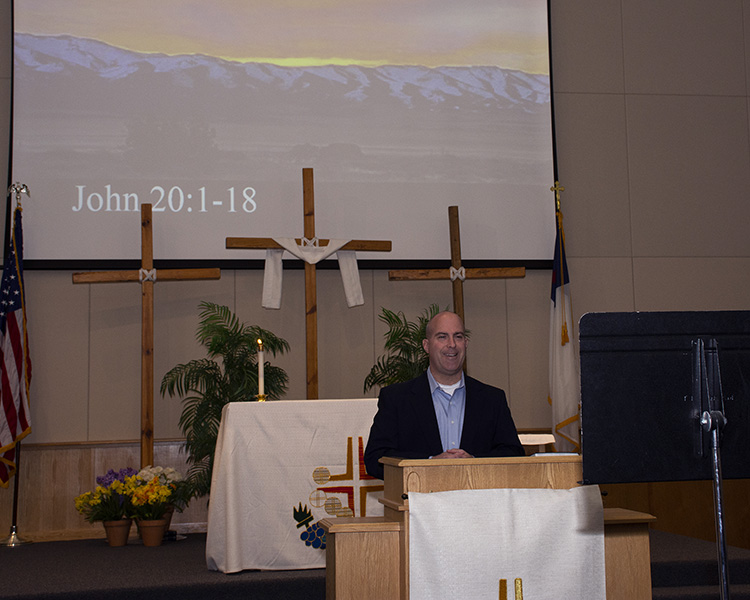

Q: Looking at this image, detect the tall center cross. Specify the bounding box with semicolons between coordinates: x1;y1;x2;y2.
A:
389;205;525;324
226;168;391;399
73;204;221;467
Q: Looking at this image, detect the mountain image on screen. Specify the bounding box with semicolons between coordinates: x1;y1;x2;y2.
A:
13;33;554;263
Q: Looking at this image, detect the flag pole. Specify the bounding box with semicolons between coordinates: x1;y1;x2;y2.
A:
1;441;30;546
1;183;32;546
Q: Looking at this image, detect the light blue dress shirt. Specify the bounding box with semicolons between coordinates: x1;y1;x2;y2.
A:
427;369;467;452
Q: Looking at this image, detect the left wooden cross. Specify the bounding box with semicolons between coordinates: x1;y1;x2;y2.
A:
73;204;221;467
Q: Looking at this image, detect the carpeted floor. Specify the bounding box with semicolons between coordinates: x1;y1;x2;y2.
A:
0;532;325;600
0;529;749;599
650;530;750;599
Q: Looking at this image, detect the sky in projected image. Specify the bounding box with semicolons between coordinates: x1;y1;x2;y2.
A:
13;0;554;264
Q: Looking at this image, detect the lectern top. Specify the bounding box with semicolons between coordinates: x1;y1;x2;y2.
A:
380;455;584;499
380;455;581;468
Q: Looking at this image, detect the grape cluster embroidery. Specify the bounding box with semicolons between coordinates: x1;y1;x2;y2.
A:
294;502;326;550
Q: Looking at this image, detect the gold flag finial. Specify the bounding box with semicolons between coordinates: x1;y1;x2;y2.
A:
550;181;564;212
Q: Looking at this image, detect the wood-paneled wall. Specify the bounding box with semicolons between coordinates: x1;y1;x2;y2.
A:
601;479;750;550
0;440;208;542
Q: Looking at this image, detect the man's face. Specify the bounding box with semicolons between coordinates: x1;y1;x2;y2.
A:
422;312;467;384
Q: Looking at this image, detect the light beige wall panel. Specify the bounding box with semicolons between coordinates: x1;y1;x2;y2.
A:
379;272;461;313
569;257;636;326
622;0;746;95
549;0;624;94
153;274;236;438
461;278;511;392
504;272;550;429
234;267;308;399
87;282;141;440
552;93;632;257
371;269;456;338
317;268;376;399
626;95;750;257
24;271;90;443
633;258;750;311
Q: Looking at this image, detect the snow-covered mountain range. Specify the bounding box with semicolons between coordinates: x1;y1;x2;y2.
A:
14;33;549;113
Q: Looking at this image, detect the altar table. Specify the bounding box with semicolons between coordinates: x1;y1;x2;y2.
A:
205;399;383;573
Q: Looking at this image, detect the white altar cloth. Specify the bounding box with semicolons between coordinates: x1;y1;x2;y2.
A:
205;399;383;573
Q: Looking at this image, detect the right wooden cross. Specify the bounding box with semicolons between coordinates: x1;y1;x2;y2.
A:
388;205;526;325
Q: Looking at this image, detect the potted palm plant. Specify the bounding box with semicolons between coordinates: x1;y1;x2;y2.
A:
161;301;290;501
364;304;445;393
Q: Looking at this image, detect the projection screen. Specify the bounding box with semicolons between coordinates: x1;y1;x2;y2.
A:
11;0;555;267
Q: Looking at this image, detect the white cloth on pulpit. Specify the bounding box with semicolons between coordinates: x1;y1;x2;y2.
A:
261;237;364;309
409;485;606;600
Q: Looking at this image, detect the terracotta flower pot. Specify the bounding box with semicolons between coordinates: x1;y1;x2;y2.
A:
138;518;168;547
103;518;132;547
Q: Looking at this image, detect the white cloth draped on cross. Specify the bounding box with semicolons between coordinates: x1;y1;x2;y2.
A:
262;237;364;309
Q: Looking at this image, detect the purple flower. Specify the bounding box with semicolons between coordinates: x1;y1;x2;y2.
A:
96;467;138;487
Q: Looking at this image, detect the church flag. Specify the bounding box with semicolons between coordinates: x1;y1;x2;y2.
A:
0;205;32;486
548;194;580;452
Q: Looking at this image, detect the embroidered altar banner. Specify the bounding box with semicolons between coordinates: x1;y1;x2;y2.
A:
206;399;383;572
409;485;605;600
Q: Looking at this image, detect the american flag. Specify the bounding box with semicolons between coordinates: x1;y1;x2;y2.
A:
0;206;31;486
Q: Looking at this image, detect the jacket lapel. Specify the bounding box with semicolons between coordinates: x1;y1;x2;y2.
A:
460;376;481;449
409;373;443;453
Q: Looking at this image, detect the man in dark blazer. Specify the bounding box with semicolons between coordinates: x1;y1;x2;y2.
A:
364;311;524;480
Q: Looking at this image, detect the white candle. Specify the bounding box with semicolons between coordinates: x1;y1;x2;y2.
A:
257;339;265;396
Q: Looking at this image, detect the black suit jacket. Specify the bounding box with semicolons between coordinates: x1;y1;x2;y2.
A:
363;372;524;479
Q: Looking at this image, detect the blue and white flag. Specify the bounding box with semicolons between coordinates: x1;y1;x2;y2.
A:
549;202;580;452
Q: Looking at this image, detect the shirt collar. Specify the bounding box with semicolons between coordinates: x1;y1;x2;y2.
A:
426;368;465;395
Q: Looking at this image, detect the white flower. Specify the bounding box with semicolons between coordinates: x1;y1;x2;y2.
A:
137;465;183;484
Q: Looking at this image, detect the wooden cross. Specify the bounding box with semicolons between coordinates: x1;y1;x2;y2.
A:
72;204;221;468
388;205;526;325
226;168;392;399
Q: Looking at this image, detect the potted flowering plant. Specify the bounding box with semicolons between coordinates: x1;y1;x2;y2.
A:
74;467;138;523
130;473;175;546
136;465;191;513
130;476;173;521
74;467;140;546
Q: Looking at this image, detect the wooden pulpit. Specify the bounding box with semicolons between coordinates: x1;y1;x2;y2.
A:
320;455;655;600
